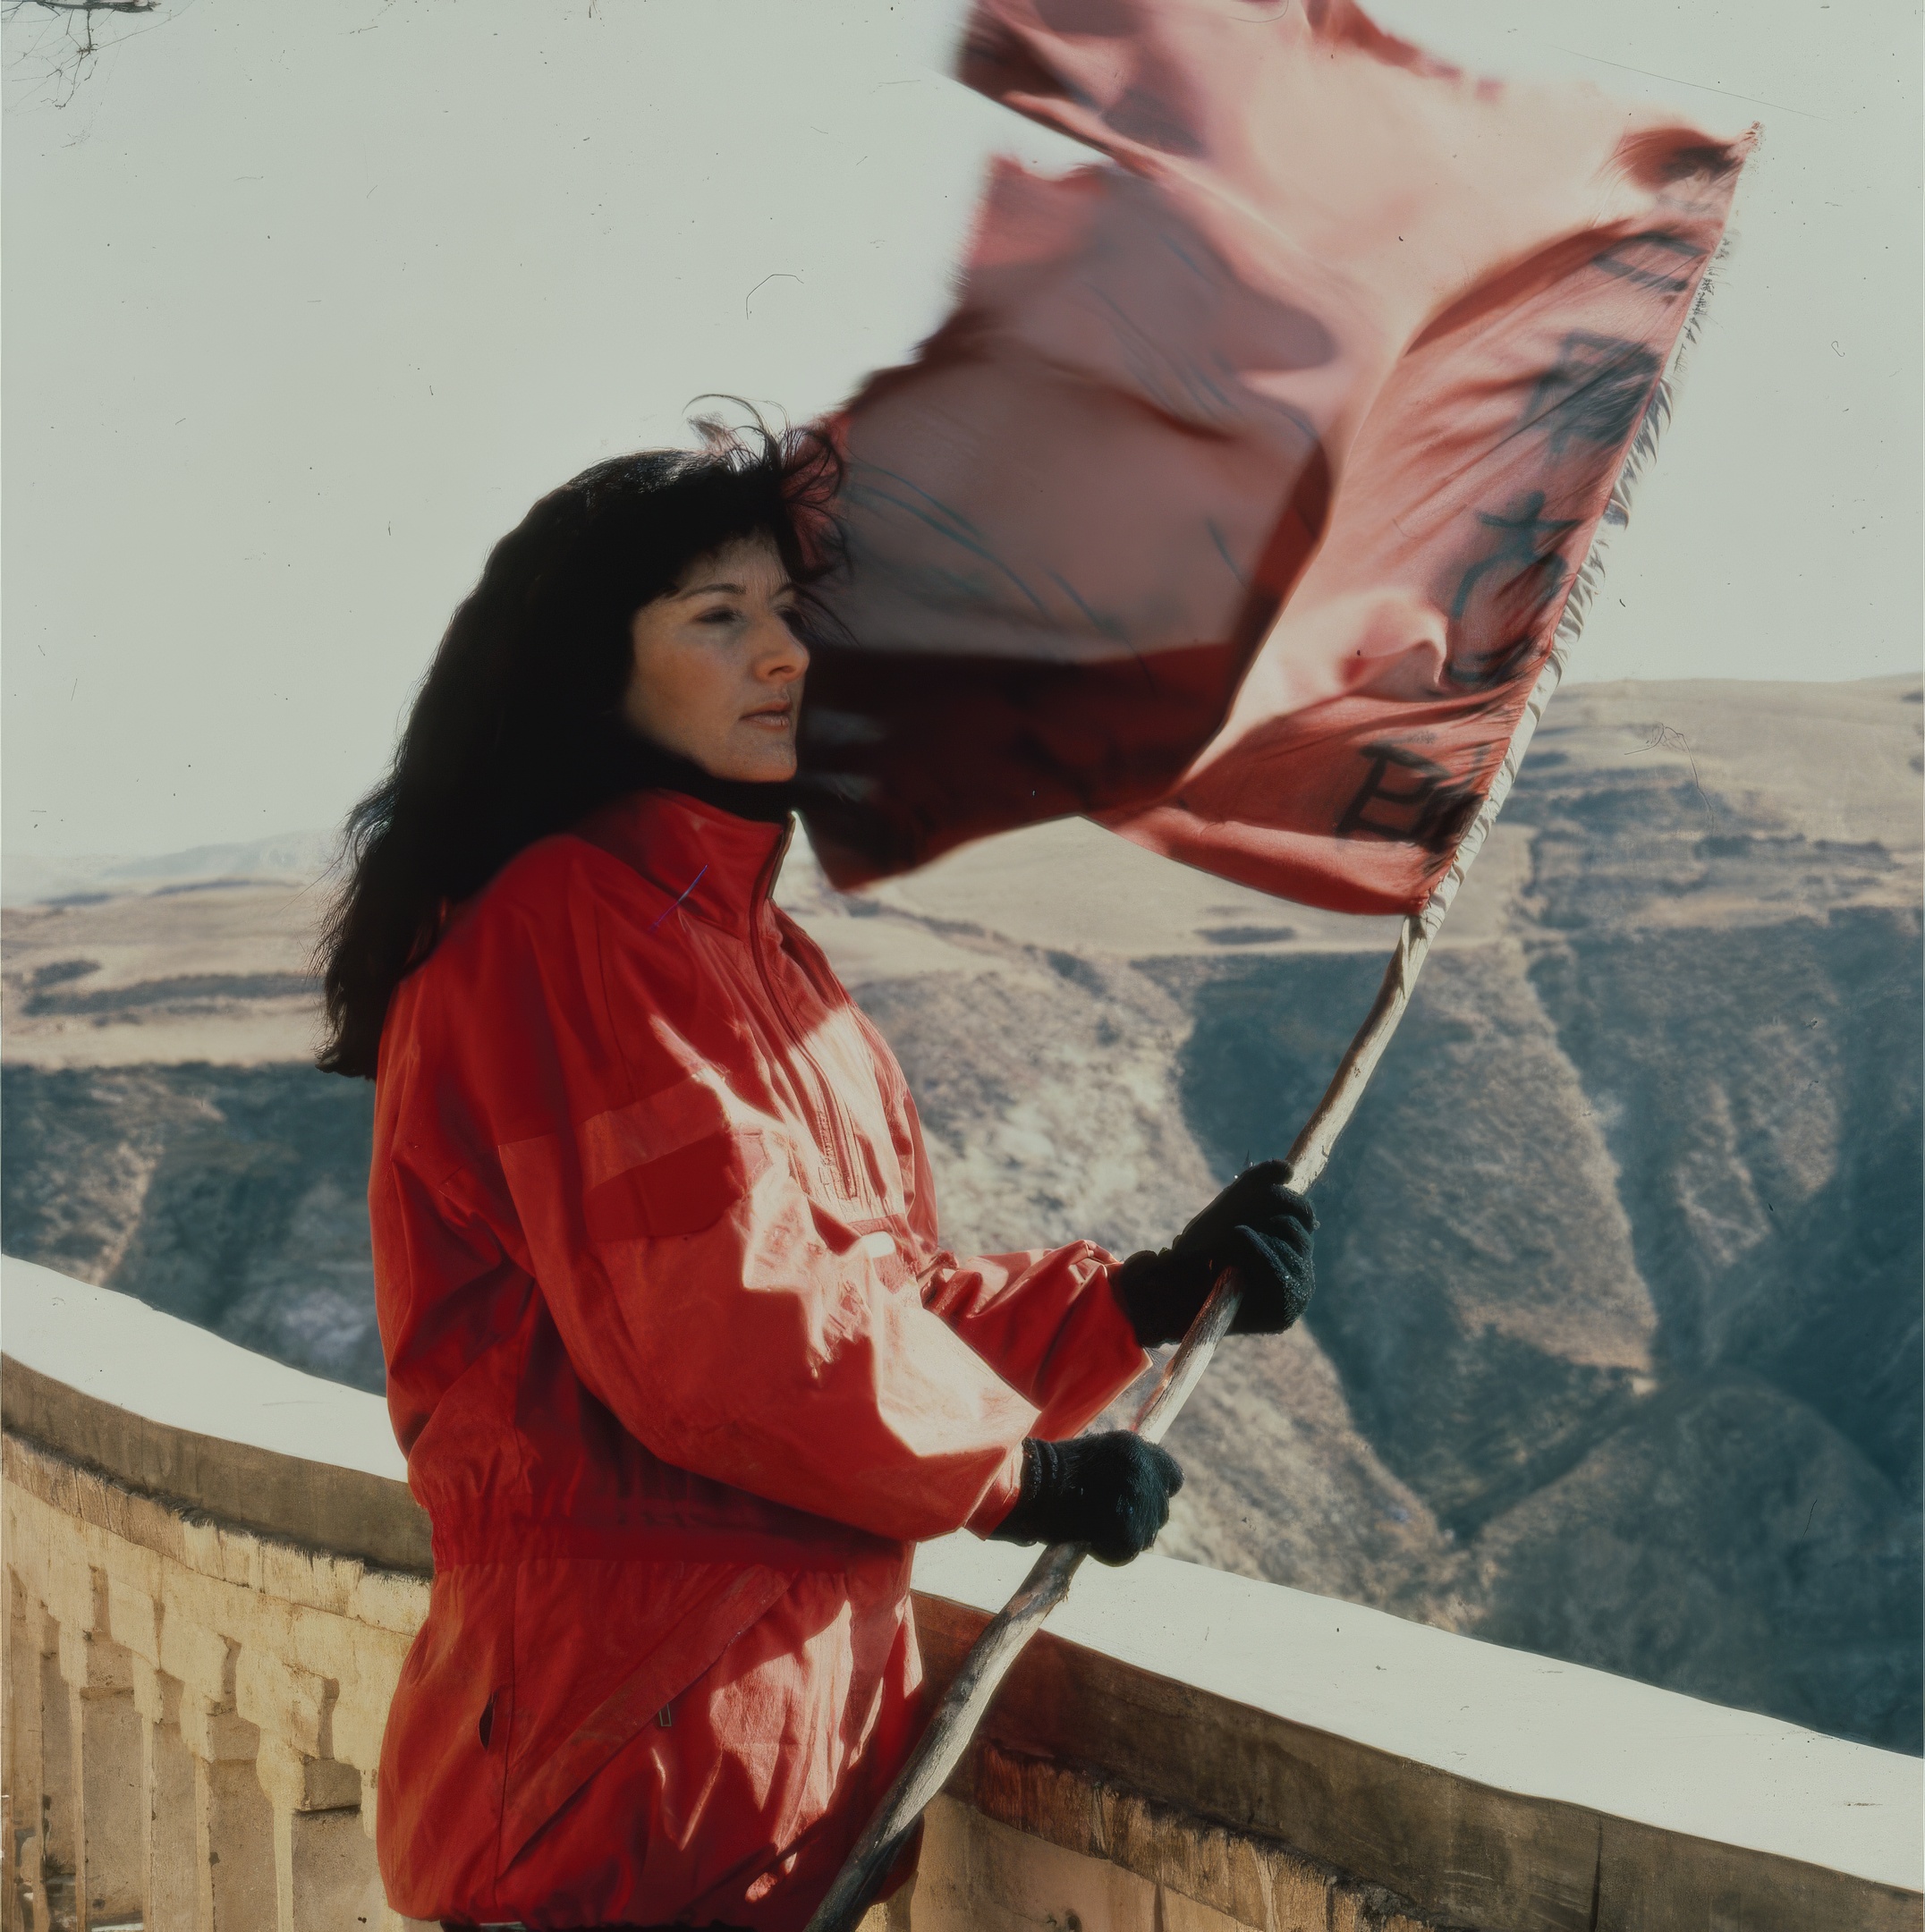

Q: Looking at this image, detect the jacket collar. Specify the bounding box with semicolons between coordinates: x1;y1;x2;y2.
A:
573;787;793;936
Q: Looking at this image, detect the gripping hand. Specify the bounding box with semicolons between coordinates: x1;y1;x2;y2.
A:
988;1432;1184;1566
1110;1159;1316;1348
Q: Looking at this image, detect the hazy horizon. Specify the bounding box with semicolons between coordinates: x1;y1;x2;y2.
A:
0;668;1912;880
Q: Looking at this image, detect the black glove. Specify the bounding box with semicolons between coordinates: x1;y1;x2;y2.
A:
987;1432;1184;1566
1110;1159;1316;1347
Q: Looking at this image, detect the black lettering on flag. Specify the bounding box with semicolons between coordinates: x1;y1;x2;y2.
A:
1525;333;1664;456
1443;491;1581;692
1336;741;1484;853
1591;231;1704;292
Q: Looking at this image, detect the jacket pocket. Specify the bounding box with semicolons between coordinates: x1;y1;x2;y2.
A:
377;1566;517;1916
581;1130;759;1241
499;1559;793;1872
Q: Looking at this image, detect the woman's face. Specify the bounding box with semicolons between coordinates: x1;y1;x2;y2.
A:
623;531;809;782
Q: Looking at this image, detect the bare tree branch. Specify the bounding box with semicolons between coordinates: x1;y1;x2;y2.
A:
4;0;162;108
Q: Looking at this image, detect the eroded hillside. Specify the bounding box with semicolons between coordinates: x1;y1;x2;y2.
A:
4;677;1920;1750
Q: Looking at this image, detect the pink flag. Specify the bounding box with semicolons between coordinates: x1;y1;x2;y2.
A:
798;0;1751;913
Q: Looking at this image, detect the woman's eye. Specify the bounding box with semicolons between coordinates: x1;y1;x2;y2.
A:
697;606;741;626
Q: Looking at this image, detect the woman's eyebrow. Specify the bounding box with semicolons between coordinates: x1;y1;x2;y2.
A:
674;579;800;599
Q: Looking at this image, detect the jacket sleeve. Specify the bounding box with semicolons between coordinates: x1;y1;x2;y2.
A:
920;1247;1150;1443
884;1059;1151;1444
432;887;1035;1546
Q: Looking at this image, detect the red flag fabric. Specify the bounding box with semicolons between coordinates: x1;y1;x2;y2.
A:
797;0;1751;913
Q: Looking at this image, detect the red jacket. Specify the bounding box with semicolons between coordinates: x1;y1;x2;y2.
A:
369;787;1149;1928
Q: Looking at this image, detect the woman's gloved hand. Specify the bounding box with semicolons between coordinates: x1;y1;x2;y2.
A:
1110;1159;1316;1347
988;1432;1184;1566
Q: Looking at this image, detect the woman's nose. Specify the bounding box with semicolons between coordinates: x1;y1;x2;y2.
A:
758;611;810;677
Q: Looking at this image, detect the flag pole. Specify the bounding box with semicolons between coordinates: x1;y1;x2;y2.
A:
803;641;1570;1932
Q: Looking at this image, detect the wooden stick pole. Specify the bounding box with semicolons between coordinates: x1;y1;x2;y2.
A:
804;646;1569;1932
1285;643;1566;1191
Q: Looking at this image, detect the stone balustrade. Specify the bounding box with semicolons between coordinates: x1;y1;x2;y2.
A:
3;1257;428;1932
5;1431;414;1932
4;1257;1921;1932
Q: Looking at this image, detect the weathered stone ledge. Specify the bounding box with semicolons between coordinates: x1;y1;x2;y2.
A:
4;1258;1920;1932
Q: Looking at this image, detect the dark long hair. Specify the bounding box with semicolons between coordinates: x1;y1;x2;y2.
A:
315;408;843;1079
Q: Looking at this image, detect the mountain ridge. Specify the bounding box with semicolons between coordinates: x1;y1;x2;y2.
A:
3;675;1919;1750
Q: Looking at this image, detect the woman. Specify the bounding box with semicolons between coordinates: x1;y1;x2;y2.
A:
318;415;1317;1931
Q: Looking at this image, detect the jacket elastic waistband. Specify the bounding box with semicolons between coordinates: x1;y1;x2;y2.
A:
430;1516;905;1574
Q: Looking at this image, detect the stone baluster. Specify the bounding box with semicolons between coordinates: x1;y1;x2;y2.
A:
153;1568;273;1931
44;1555;141;1932
324;1577;426;1932
64;1633;141;1932
237;1641;381;1932
130;1662;197;1932
254;1745;369;1932
4;1580;51;1932
36;1600;79;1928
100;1542;191;1932
1;1580;10;1932
177;1689;275;1932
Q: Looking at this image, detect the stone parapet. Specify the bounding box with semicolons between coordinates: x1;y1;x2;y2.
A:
4;1258;1920;1932
912;1582;1925;1932
4;1428;423;1932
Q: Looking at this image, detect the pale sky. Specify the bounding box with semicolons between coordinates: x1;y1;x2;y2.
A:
4;0;1918;860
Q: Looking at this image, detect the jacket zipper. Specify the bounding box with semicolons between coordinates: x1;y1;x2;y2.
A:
751;824;861;1200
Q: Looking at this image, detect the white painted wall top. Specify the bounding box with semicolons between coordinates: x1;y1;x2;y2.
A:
4;1256;1918;1894
911;1535;1924;1894
0;1255;405;1484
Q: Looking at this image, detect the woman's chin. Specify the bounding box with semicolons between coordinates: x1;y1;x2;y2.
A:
711;740;798;785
